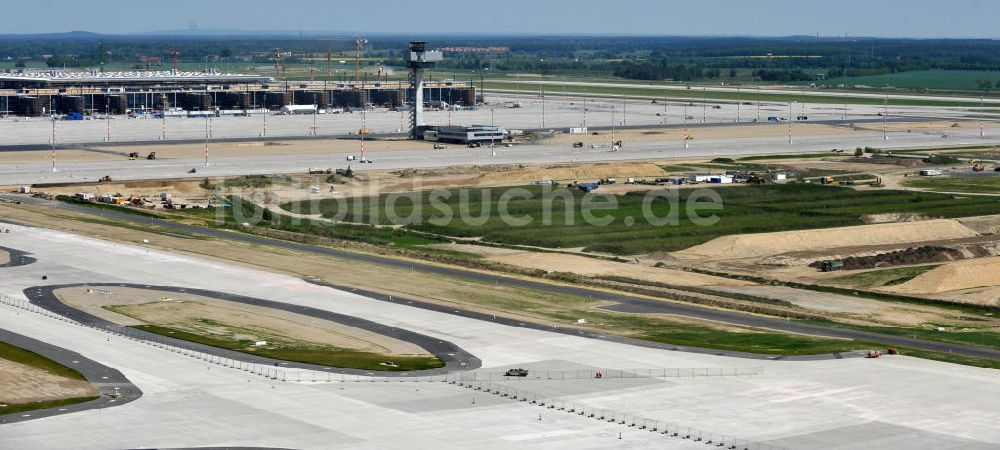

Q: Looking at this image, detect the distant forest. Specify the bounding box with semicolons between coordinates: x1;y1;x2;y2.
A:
3;33;1000;88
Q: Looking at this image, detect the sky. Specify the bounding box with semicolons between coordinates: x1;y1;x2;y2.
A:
5;0;999;38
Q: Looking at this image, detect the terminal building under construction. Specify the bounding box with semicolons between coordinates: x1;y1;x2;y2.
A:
0;70;476;117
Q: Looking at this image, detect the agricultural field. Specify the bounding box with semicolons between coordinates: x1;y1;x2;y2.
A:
280;184;1000;255
816;70;1000;91
903;175;1000;194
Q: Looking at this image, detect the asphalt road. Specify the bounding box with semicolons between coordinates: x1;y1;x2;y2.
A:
24;283;481;377
0;327;142;424
0;245;36;268
10;195;1000;362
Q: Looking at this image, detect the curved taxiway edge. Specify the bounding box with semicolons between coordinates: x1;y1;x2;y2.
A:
0;327;142;424
24;283;482;376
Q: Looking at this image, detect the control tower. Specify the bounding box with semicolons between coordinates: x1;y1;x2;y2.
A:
406;41;443;139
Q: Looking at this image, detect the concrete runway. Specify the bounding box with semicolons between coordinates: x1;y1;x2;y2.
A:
1;220;999;448
3;122;1000;186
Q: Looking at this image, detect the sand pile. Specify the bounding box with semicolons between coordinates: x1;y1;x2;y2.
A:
888;256;1000;299
676;219;980;260
477;162;666;184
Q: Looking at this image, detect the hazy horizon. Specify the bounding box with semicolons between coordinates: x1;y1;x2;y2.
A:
7;0;999;39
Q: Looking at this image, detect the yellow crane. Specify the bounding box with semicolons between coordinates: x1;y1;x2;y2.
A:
354;38;368;84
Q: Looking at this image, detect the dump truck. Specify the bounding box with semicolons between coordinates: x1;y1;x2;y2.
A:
128;152;139;160
146;152;157;160
577;182;600;193
820;260;844;272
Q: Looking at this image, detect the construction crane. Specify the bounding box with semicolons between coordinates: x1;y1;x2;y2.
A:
354;38;368;84
326;42;334;81
273;49;289;82
165;48;180;71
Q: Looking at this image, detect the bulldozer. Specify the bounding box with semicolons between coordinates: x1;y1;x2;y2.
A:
128;152;139;160
146;152;157;160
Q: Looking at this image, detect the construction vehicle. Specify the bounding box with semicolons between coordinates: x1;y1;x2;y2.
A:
995;166;1000;172
504;368;529;377
820;176;835;185
866;350;881;358
820;260;844;272
308;168;333;175
146;152;157;160
973;163;986;172
572;141;584;148
433;144;446;149
887;348;899;355
577;182;600;193
187;168;197;174
467;142;482;148
99;175;113;183
335;166;355;178
128;152;139;160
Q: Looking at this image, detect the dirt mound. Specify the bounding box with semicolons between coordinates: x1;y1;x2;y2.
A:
676;219;980;260
476;162;667;184
888;256;1000;301
808;246;965;270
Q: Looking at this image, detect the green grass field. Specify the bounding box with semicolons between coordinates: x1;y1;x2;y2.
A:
830;265;942;288
483;80;996;108
903;176;1000;194
133;324;444;371
0;341;99;416
281;184;1000;255
816;70;1000;91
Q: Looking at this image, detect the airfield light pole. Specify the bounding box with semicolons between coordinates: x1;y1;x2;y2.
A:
204;113;210;167
736;88;741;123
683;103;689;149
361;109;367;160
788;102;793;145
622;90;626;126
582;97;588;128
756;86;761;122
490;104;496;156
311;93;318;136
105;101;111;142
160;94;167;140
541;87;546;128
702;87;707;123
262;108;267;137
663;88;668;124
882;95;888;140
611;105;616;151
980;96;985;138
562;76;567;105
50;102;57;172
843;94;848;120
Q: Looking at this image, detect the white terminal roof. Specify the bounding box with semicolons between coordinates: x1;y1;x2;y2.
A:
0;70;272;83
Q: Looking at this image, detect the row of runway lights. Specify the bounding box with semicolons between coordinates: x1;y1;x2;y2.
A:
1;293;782;449
452;377;786;450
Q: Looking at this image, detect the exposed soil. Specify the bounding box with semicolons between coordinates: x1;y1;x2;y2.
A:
808;246;967;270
0;359;97;405
486;252;753;287
676;219;980;261
0;249;9;266
53;286;430;357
